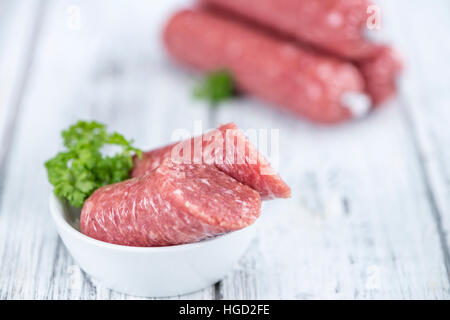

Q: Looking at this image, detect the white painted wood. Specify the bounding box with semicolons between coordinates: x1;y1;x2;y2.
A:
213;0;450;299
0;0;214;300
379;0;450;274
1;0;450;299
0;0;44;169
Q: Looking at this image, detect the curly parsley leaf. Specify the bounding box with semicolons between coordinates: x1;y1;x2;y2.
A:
194;70;236;108
45;120;142;208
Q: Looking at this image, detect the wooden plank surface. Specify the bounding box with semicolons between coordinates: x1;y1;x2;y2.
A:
0;0;449;299
0;0;46;189
382;0;450;276
0;0;215;300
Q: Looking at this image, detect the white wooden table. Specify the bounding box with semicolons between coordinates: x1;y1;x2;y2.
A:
1;0;449;300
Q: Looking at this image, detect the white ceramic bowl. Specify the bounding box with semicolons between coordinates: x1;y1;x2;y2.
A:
49;193;257;297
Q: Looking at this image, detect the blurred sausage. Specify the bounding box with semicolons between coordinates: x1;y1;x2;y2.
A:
200;0;403;105
200;0;376;60
164;10;370;123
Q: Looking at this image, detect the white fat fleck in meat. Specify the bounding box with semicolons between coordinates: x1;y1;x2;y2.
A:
139;197;147;209
200;179;211;186
306;82;323;100
131;200;136;221
327;11;343;28
184;201;201;213
173;189;183;196
164;198;171;211
148;198;158;212
97;212;109;234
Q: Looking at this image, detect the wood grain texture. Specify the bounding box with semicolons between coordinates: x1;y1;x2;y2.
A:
1;0;450;299
0;0;46;188
381;0;450;276
0;0;214;300
213;0;450;299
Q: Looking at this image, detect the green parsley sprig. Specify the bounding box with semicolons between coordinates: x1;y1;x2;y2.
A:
45;121;142;208
194;70;236;108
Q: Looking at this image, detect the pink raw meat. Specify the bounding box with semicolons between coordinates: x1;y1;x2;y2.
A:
359;45;403;105
131;123;291;200
81;160;261;247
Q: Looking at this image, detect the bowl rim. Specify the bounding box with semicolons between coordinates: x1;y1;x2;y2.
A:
49;192;255;253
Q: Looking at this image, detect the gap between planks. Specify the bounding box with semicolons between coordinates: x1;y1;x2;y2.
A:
398;96;450;280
